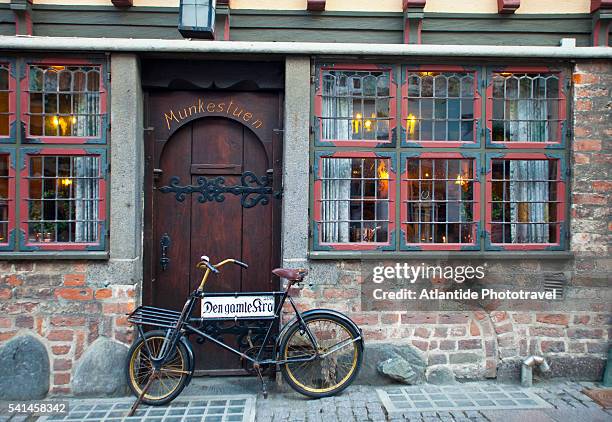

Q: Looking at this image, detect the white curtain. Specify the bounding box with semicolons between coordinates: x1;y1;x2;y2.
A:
74;156;99;242
508;80;549;242
74;91;99;137
321;74;353;243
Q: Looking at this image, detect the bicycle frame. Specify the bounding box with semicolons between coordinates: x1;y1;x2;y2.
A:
131;286;322;370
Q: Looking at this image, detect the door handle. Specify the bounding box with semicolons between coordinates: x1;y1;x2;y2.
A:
160;233;171;271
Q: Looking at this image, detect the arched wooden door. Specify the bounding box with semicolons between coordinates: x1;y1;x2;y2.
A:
144;91;282;374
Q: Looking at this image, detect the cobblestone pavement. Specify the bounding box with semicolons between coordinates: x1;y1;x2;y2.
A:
1;380;611;421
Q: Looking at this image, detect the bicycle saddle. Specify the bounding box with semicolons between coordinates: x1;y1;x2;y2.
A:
272;268;308;281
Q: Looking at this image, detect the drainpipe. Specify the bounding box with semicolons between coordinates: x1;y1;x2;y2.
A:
521;355;551;387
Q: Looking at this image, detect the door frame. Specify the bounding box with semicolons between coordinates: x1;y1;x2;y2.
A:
142;89;284;351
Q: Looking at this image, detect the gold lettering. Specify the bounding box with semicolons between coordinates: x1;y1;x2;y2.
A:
232;107;243;118
164;110;180;130
198;98;206;113
188;105;197;116
252;119;263;129
207;102;216;112
177;109;188;120
227;100;234;114
217;102;225;112
243;112;252;122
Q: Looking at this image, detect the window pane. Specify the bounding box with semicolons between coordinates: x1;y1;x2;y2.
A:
491;72;561;143
406;71;475;142
490;159;559;243
29;65;101;138
320;69;391;142
0;64;10;136
319;157;390;243
27;155;102;243
404;158;475;244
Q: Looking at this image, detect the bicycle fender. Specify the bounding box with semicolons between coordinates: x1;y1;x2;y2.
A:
275;309;365;355
179;336;196;386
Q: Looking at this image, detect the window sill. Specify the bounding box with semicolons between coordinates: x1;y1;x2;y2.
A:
0;251;109;260
308;250;574;261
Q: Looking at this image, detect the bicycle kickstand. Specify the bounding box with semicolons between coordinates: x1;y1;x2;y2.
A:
253;363;268;399
127;369;158;417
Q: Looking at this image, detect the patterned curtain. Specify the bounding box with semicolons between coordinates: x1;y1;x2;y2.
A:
508;80;549;242
74;156;99;242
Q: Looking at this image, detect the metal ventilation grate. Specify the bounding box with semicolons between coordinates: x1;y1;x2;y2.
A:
543;272;566;300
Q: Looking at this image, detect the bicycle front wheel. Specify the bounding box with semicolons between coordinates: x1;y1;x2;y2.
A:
126;330;190;406
279;313;363;398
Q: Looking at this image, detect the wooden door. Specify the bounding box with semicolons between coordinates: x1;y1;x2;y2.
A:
144;91;282;374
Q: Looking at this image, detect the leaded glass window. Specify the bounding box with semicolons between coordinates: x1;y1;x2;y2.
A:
491;72;561;143
490;159;560;244
318;69;392;143
403;158;476;244
405;71;476;143
28;65;101;137
318;157;391;244
26;155;102;243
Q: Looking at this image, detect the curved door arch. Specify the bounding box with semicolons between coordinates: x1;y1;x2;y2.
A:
145;97;282;373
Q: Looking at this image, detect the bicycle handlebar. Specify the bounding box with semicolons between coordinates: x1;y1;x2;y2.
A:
197;256;248;273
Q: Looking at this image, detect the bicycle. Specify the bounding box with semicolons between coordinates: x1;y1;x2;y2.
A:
125;255;364;411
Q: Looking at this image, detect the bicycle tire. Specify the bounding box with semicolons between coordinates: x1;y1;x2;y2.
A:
125;330;190;406
279;313;363;398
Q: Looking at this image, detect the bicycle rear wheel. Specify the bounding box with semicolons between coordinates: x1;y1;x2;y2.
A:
279;313;362;398
125;330;190;406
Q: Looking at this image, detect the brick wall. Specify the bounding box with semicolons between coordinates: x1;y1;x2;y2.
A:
0;261;136;394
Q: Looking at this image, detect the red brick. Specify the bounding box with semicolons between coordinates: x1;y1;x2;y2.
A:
102;302;135;315
15;315;34;329
51;316;86;327
114;329;133;345
574;153;590;164
449;326;467;337
0;331;17;341
75;331;86;360
433;327;448;338
438;313;469;324
53;359;72;371
349;313;379;325
0;288;12;300
573;139;602;151
322;288;358;300
568;342;586;353
567;328;603;339
411;340;429;351
381;313;399;324
529;327;564;337
6;275;22;287
458;339;482;350
592;180;612;192
414;327;430;338
54;373;71;386
0;317;12;328
50;387;71;395
573;315;590;325
541;341;565;353
512;313;532;324
573;193;607;205
495;323;513;334
115;315;130;327
575;99;592;111
51;345;71;355
572;73;600;85
94;288;113;299
362;328;385;341
474;311;488;321
88;321;99;344
63;273;85;287
401;313;436;325
469;320;481;336
536;314;569;326
490;311;508;323
46;330;74;342
55;288;93;301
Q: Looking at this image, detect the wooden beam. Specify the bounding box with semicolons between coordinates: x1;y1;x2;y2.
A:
111;0;133;7
591;0;612;12
497;0;520;14
307;0;326;11
403;0;426;9
10;0;32;35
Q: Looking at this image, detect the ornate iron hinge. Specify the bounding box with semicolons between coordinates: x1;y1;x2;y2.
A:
158;170;282;209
